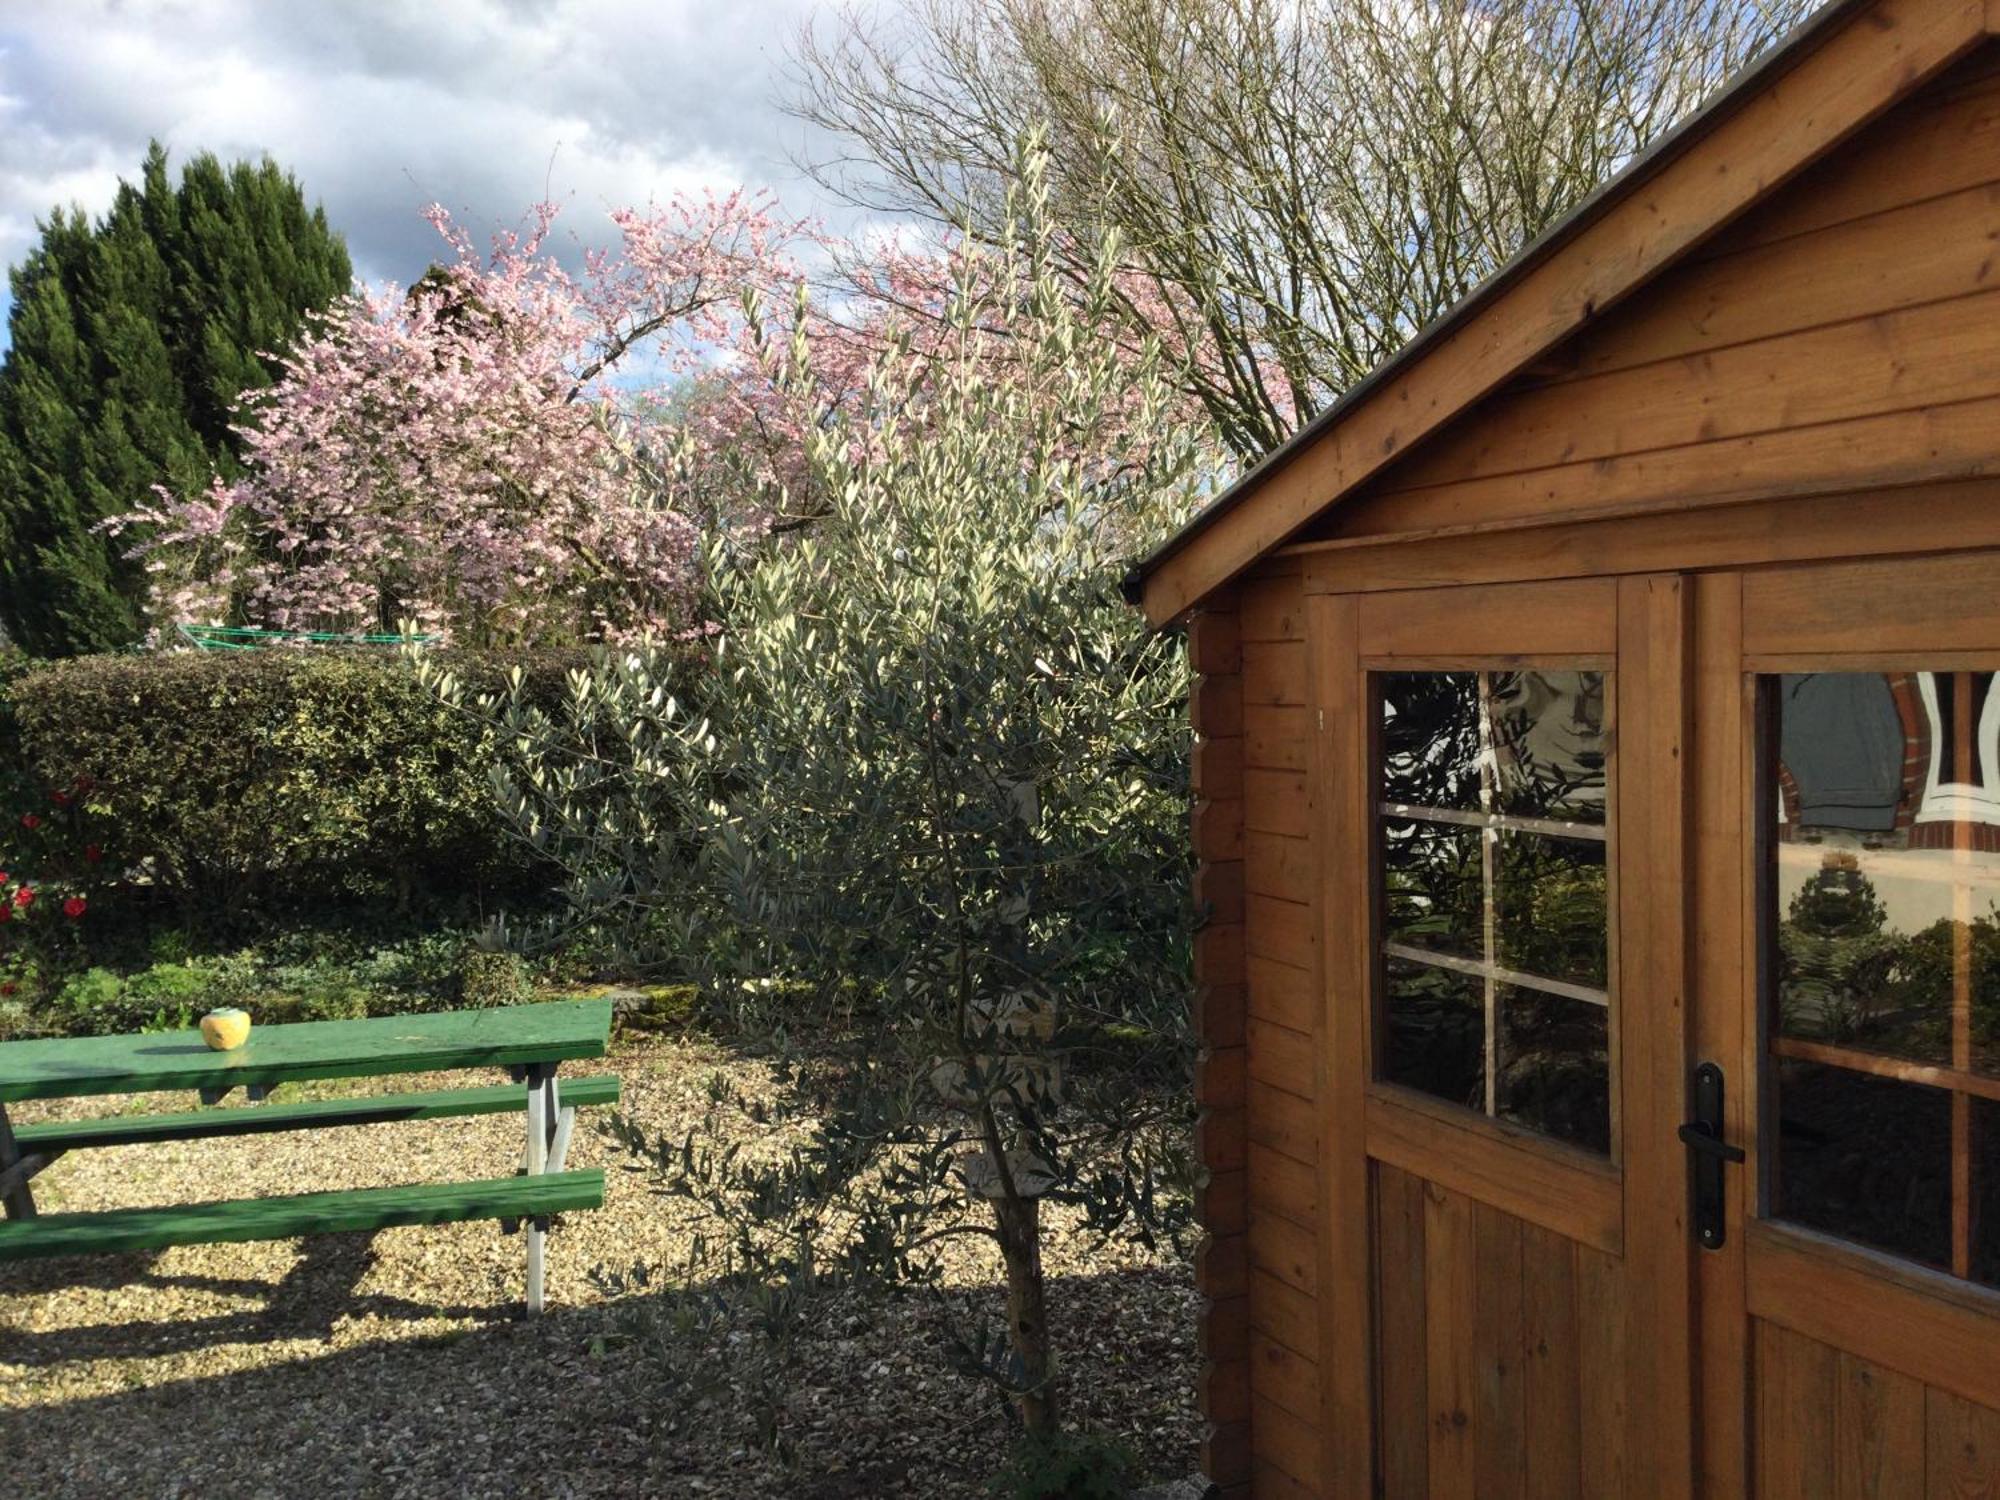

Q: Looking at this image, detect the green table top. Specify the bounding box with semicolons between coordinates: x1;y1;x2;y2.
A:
0;999;613;1104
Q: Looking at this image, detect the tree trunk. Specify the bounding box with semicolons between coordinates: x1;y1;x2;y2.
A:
991;1184;1060;1437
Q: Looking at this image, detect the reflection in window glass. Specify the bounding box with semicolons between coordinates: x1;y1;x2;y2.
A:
1380;955;1485;1113
1497;988;1610;1153
1381;817;1484;962
1376;671;1612;1154
1765;671;2000;1287
1772;1059;1950;1271
1496;832;1609;990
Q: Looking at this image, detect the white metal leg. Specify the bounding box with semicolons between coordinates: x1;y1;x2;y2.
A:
520;1067;565;1315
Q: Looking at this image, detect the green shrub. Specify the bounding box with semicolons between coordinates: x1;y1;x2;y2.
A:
989;1431;1134;1500
6;647;599;917
458;947;532;1008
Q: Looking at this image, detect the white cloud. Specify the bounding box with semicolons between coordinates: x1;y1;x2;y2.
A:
0;0;886;302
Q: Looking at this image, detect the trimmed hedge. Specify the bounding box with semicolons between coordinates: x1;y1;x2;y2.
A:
7;647;591;914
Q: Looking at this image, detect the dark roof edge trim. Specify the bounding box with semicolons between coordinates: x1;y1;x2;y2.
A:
1127;0;1873;600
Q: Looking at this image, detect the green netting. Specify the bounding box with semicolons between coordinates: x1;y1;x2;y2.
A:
175;624;440;652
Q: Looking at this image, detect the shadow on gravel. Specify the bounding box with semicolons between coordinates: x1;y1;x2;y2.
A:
0;1262;1199;1500
0;1233;508;1367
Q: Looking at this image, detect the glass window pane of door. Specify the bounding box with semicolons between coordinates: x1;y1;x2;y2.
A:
1375;669;1612;1154
1762;670;2000;1284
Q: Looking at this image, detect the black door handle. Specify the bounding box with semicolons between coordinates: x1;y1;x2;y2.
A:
1680;1061;1743;1250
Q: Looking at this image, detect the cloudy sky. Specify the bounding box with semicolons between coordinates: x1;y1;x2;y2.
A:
0;0;878;343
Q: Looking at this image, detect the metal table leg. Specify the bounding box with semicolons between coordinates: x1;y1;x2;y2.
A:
521;1064;564;1315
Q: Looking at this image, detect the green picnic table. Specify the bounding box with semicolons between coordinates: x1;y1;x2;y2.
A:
0;999;618;1315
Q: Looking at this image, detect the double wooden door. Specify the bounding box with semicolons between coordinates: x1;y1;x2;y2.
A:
1318;555;2000;1497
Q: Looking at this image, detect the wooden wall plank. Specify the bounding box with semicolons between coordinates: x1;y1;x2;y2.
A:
1379;286;2000;494
1835;1351;1926;1500
1243;769;1309;839
1248;1077;1320;1166
1356;576;1617;659
1425;1181;1479;1497
1743;548;2000;654
1240;573;1306;643
1710;54;2000;255
1250;1329;1322;1423
1472;1202;1530;1500
1327;393;2000;540
1521;1221;1583;1500
1243;703;1309;771
1251;1267;1321;1361
1298;478;2000;598
1376;1163;1430;1500
1693;570;1752;1500
1756;1320;1840;1499
1246;954;1317;1034
1243;830;1312;904
1616;574;1697;1500
1564;179;2000;382
1925;1386;2000;1500
1250;1207;1320;1297
1248;1141;1319;1230
1241;640;1307;706
1245;893;1314;969
1246;1016;1316;1101
1308;589;1376;1499
1577;1245;1629;1499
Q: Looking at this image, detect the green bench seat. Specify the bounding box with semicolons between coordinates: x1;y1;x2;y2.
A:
0;1169;605;1261
12;1074;621;1155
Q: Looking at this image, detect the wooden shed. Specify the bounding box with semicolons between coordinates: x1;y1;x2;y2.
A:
1128;0;2000;1493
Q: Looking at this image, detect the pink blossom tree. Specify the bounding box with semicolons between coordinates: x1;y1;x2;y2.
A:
116;194;797;645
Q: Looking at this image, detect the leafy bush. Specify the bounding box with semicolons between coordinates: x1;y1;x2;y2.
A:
989;1431;1135;1500
6;646;602;918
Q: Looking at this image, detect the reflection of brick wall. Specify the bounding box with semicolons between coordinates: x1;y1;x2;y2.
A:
1887;673;1929;837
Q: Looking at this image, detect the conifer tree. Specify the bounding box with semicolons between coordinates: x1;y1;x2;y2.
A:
0;143;350;656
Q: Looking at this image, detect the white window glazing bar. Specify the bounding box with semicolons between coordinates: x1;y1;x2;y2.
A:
1379;801;1606;842
1382;940;1611;1010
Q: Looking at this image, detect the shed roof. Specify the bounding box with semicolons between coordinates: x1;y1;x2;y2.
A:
1127;0;1995;625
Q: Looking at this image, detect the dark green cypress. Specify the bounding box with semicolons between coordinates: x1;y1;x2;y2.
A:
0;142;350;656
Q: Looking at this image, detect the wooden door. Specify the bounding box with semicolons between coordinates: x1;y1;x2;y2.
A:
1692;553;2000;1497
1311;575;1698;1498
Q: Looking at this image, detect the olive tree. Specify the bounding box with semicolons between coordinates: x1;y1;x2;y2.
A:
432;141;1216;1439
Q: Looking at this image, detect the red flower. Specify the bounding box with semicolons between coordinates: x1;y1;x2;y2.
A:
49;789;68;806
13;886;32;909
0;870;8;884
0;982;15;997
19;813;40;830
0;905;10;924
84;844;102;864
62;896;86;920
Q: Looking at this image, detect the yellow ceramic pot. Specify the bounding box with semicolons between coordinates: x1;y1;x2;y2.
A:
200;1007;252;1051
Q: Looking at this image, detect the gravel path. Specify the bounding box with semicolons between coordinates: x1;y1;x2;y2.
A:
0;1037;1200;1499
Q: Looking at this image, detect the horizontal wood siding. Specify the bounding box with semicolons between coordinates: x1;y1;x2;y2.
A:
1316;46;2000;546
1237;564;1322;1495
1190;593;1252;1496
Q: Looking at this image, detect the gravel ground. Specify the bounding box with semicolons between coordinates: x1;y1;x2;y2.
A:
0;1036;1201;1499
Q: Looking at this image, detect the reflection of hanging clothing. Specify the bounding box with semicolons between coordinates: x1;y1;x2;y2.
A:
1781;674;1904;832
